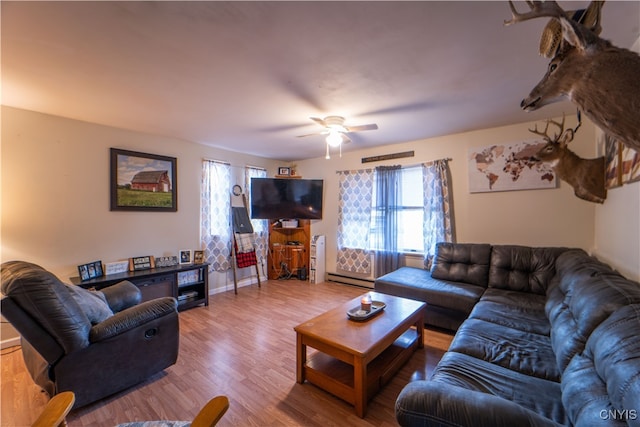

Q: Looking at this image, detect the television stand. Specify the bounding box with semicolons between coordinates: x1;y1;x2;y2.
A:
268;219;310;280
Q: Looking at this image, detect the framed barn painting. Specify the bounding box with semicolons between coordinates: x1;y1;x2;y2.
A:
110;148;177;211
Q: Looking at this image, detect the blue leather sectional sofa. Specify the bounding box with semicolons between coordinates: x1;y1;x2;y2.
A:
375;243;640;426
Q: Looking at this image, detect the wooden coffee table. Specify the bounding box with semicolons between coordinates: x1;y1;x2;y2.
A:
294;292;425;417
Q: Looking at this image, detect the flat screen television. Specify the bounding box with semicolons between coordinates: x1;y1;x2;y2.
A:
250;178;323;220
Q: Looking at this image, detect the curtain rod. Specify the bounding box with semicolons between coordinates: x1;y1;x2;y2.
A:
202;157;230;165
202;159;267;172
336;157;452;174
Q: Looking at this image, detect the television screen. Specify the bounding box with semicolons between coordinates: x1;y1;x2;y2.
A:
250;178;323;220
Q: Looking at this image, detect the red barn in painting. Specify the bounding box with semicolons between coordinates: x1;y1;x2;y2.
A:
131;170;171;192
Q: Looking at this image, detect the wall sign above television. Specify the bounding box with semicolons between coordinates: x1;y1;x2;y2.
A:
250;178;323;220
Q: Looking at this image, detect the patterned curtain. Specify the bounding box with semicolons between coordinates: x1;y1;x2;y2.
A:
200;160;231;272
422;158;456;269
245;166;268;267
373;165;402;277
336;169;373;274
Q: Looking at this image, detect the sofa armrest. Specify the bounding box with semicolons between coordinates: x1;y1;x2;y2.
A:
100;280;142;313
89;297;177;342
396;381;564;427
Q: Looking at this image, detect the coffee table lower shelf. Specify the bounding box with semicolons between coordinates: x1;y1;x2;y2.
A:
304;329;419;406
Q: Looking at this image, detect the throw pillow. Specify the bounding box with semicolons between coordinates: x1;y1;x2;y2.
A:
66;284;114;324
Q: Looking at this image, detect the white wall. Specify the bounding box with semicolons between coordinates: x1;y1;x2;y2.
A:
592;37;640;282
298;116;607;279
593;181;640;281
1;106;279;290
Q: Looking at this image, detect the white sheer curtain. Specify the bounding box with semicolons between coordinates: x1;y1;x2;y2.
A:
422;158;455;268
245;166;268;267
200;160;232;272
336;169;374;274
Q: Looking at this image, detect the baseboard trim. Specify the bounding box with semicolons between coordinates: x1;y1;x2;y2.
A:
209;275;267;295
1;336;20;350
326;272;375;289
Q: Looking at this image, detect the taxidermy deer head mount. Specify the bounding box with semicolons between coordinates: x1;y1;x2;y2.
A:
505;1;640;153
531;113;606;204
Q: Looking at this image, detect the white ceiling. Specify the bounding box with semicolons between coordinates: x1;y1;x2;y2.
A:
2;1;639;161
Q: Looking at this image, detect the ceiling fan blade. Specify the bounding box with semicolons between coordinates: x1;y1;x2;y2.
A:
297;130;329;138
341;133;352;144
345;123;378;132
310;117;326;127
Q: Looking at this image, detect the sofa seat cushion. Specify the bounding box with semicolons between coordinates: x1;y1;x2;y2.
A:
375;266;485;313
426;351;569;425
430;243;492;287
449;318;561;381
470;289;550;335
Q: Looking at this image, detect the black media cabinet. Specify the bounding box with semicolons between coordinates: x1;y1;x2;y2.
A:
70;263;209;311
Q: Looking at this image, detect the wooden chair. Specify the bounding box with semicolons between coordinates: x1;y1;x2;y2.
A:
116;395;230;427
33;393;229;427
191;396;230;427
32;391;75;427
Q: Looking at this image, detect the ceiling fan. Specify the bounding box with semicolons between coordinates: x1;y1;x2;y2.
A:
297;116;378;158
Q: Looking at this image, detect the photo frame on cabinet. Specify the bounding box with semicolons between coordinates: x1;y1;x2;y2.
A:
78;260;104;281
179;249;192;264
110;148;177;212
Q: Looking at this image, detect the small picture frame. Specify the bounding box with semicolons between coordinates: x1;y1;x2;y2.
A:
129;255;155;271
179;249;192;264
155;256;179;268
193;250;204;264
278;167;291;176
104;260;129;276
78;260;104;281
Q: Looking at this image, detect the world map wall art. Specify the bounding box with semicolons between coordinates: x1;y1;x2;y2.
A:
468;140;557;193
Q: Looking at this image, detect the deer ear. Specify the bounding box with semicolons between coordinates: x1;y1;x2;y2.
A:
560;130;574;146
559;17;588;52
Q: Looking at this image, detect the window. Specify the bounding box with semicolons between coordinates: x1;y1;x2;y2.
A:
371;166;424;253
337;158;454;273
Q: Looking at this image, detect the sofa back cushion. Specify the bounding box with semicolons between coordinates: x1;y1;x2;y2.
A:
547;250;640;373
431;243;491;287
1;261;91;353
488;245;568;295
561;304;640;426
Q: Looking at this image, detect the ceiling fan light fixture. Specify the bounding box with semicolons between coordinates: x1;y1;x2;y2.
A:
326;130;343;147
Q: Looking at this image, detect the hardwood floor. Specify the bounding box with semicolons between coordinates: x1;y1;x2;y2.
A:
1;280;453;427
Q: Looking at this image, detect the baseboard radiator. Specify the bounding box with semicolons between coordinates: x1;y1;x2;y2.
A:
326;272;375;289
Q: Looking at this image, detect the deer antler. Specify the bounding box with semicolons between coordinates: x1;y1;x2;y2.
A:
529;113;582;146
504;0;568;26
529;121;555;143
529;114;568;144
